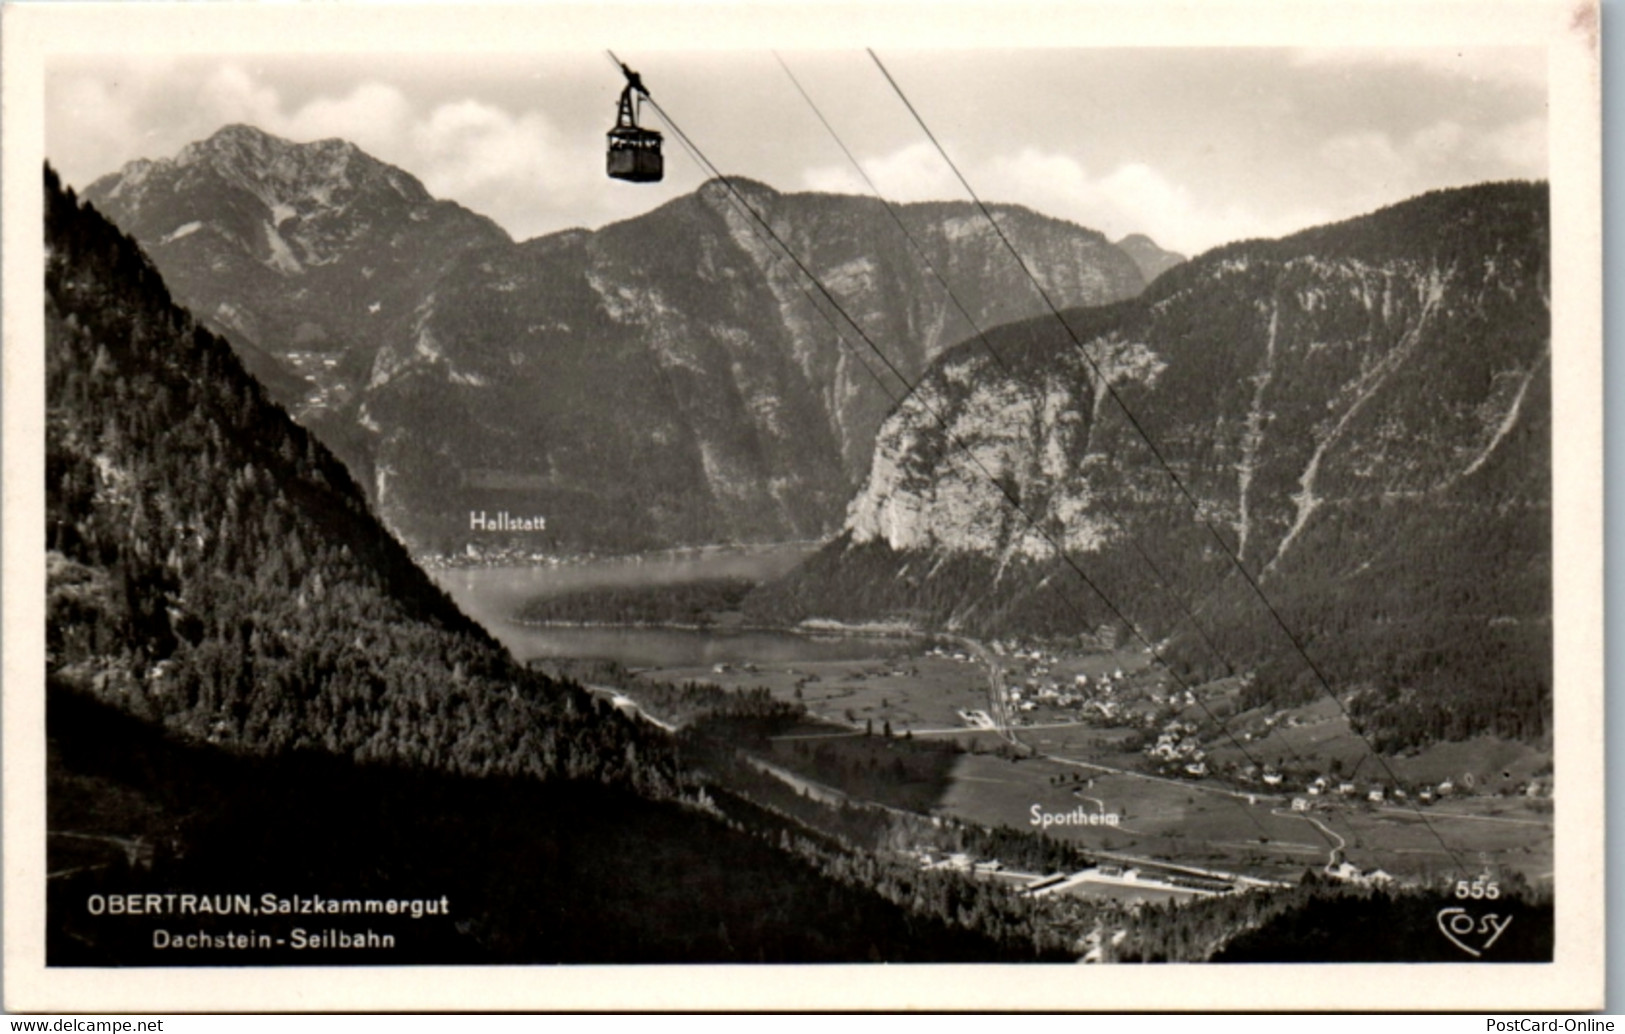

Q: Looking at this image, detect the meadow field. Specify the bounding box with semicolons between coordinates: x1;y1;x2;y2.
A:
641;644;1552;886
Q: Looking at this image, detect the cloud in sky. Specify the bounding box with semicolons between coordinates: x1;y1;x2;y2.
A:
778;46;1547;255
804;144;1327;256
46;48;1547;256
1315;114;1546;220
48;59;640;241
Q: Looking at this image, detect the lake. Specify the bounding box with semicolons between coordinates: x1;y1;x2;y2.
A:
430;544;917;668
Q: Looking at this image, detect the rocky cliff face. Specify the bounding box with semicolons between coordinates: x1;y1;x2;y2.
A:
84;127;1156;553
844;203;1546;571
753;183;1551;746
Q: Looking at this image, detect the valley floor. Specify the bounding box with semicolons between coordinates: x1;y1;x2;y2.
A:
640;636;1553;890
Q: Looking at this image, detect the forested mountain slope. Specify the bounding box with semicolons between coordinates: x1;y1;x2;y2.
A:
48;163;663;788
42;165;1072;964
752;182;1551;750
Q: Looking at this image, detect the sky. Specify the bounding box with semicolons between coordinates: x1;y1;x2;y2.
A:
45;47;1547;257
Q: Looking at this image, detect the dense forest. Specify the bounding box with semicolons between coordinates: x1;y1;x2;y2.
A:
632;681;803;728
48;685;1066;964
45;164;681;797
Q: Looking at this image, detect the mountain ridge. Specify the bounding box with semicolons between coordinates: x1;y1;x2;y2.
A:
1113;232;1186;283
81;124;1178;554
749;180;1551;749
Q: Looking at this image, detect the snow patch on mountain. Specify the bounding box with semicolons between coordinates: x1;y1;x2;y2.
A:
159;221;204;245
262;220;304;275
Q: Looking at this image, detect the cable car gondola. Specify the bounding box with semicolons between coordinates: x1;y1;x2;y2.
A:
607;63;663;183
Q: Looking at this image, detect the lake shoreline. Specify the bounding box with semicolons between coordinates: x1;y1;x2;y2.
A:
418;539;826;572
431;546;922;669
507;615;929;642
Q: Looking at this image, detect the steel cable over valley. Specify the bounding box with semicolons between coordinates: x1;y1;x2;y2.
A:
607;50;1338;858
867;48;1473;875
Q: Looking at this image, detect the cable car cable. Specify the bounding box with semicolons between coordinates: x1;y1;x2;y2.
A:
618;50;1371;860
772;50;1303;741
866;48;1473;875
610;54;1338;856
611;50;1428;869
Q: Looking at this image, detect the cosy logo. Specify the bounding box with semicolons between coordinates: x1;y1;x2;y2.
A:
1436;907;1513;958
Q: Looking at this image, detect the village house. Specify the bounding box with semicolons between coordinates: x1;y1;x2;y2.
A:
1328;862;1394;886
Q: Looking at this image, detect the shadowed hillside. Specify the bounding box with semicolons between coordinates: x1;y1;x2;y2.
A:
42;164;1079;965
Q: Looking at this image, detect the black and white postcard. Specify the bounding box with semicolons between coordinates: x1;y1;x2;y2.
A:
2;0;1604;1012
